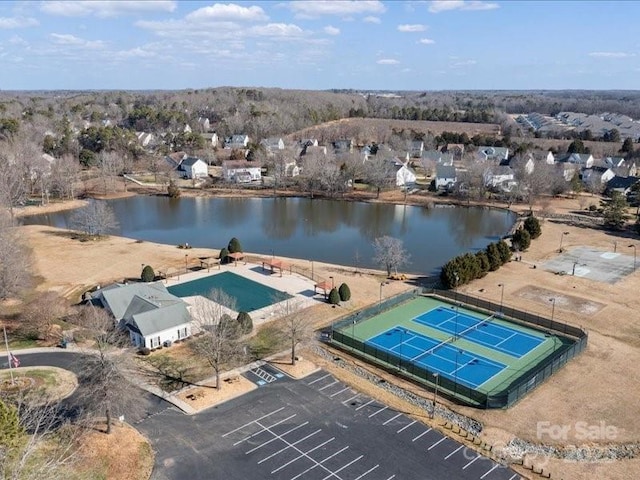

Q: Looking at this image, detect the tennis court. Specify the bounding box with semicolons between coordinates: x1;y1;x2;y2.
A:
167;271;292;312
413;307;544;358
368;327;505;389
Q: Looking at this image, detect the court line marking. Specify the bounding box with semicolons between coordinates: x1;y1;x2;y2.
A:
222;407;285;437
412;428;431;442
480;463;501;479
444;445;464;459
462;454;480;469
271;439;340;474
245;422;309;454
258;429;321;464
352;464;380;480
233;414;297;446
253;419;343;479
330;386;351;398
355;399;375;411
396;420;416;433
368;406;388;418
308;373;331;385
319;380;340;391
287;441;341;480
321;454;364;480
382;413;403;425
427;437;447;450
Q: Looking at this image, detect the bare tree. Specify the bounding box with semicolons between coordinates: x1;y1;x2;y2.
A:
70;200;118;237
96;151;123;195
0;152;28;220
49;154;80;200
364;156;395;198
275;298;313;366
190;290;244;389
0;211;31;300
372;236;410;276
73;305;141;434
299;150;325;199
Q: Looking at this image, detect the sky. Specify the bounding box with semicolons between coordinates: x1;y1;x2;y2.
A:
1;0;639;91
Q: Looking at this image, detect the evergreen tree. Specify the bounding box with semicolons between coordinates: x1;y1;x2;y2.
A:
523;215;542;239
328;287;340;305
228;237;243;254
620;137;635;154
219;247;229;264
497;240;512;264
0;399;25;451
338;283;351;301
486;243;502;271
236;311;253;334
601;191;629;230
512;228;531;251
141;265;155;282
475;251;490;278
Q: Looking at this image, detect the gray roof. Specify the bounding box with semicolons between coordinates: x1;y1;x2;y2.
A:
96;282;178;321
181;156;204;167
127;302;191;337
436;165;456;179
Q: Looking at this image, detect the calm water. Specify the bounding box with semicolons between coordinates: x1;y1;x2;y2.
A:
22;196;516;276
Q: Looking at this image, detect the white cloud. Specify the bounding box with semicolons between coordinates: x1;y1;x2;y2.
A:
40;1;177;18
289;1;385;18
0;16;39;29
323;25;340;35
418;38;435;45
50;33;106;49
451;59;477;67
398;24;427;32
377;58;399;65
249;23;305;37
8;35;28;45
363;16;381;23
589;51;636;58
428;1;499;13
185;3;268;22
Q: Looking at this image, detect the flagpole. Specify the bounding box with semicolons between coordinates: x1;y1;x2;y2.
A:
3;326;14;385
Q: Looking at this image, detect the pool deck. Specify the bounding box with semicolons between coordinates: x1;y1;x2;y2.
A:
162;262;322;326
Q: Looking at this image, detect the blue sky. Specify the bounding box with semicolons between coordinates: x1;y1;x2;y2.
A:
1;1;639;91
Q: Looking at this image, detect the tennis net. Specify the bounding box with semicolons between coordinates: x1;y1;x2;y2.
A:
456;314;496;340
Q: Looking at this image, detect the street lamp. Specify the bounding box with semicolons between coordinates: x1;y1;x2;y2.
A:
351;320;356;352
629;244;637;271
329;276;335;289
559;231;570;252
430;373;439;419
185;254;188;272
379;281;386;305
310;260;314;280
498;283;505;314
549;298;556;323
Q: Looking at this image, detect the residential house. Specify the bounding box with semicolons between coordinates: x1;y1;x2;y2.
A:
136;132;154;148
555;153;594;169
361;145;373;162
284;161;300;178
557;162;579;182
198;117;211;132
179;157;208;179
165;151;187;169
483;165;516;191
301;145;327;157
387;158;417;187
603;156;626;169
333;139;353;154
410;140;424;158
606;175;640;197
435;165;457;190
260;137;285;153
581;166;615;189
222;160;262;183
92;282;192;349
422;150;454;166
201;132;219;148
445;143;465;160
503;154;535;175
225;134;250;149
476;146;510;162
183;124;192;134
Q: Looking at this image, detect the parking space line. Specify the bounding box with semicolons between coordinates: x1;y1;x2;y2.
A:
288;444;346;480
330;386;351;398
342;393;360;405
382;413;403;425
320;454;364;480
245;422;309;454
222;407;286;437
385;476;396;480
258;429;321;464
271;439;338;475
480;464;500;479
355;399;374;411
319;380;340;391
368;406;388;418
352;464;379;480
308;373;331;385
427;437;447;450
396;420;416;433
508;473;519;480
444;445;463;459
412;428;431;442
233;414;297;446
462;455;480;469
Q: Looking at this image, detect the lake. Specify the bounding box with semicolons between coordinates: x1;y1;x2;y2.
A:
21;196;516;276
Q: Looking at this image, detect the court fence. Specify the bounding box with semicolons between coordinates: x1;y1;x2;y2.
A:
328;288;588;409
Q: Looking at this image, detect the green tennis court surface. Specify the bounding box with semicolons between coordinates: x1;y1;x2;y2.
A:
338;295;568;403
168;271;291;312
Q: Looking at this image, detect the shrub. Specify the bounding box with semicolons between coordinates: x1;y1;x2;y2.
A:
141;265;155;282
328;287;340;305
338;283;351;301
497;239;512;264
485;243;502;271
237;311;253;334
228;237;243;254
167;180;181;198
219;247;229;264
523;215;542;239
512;227;531;251
588;204;597;212
138;347;151;356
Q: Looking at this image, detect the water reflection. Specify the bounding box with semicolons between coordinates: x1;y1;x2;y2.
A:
21;196;515;275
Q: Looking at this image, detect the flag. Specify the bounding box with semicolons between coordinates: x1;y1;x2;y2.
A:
9;352;19;368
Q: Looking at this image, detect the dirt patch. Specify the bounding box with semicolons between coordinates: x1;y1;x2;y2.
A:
175;376;257;412
269;356;320;379
76;421;154;480
515;285;605;316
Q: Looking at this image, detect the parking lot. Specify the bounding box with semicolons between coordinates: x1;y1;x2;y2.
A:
141;370;520;480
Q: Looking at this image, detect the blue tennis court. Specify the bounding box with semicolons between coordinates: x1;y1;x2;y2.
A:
413;307;544;358
367;326;506;389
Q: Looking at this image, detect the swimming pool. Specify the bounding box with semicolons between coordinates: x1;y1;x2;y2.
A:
167;271;292;312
